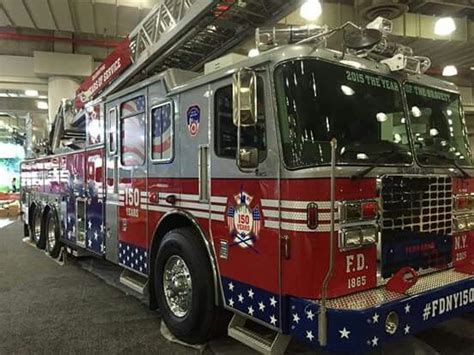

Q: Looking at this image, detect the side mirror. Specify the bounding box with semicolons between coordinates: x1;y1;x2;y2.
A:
238;147;259;170
233;68;257;127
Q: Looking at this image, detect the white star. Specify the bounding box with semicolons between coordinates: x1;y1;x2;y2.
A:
135;248;138;253
339;327;350;339
269;315;277;325
372;312;380;324
404;303;411;314
228;298;235;307
258;301;266;312
228;282;235;291
292;313;300;324
306;309;315;321
100;224;104;232
144;251;147;257
247;289;254;299
306;331;315;342
238;294;244;303
144;262;147;269
371;336;379;347
100;243;104;253
404;324;410;334
94;231;98;240
269;296;277;307
87;239;92;248
248;306;254;316
88;220;92;229
131;252;134;257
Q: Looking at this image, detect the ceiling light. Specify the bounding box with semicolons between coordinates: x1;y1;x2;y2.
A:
434;17;456;36
300;0;322;21
248;48;260;57
38;95;47;99
25;89;38;97
442;65;458;77
8;92;18;97
0;93;7;97
37;101;48;110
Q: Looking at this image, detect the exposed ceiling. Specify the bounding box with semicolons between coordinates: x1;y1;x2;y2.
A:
0;0;158;37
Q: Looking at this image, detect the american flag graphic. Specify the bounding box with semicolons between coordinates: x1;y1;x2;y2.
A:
119;241;148;274
121;96;145;117
121;116;145;165
227;206;235;229
152;104;172;158
252;207;261;235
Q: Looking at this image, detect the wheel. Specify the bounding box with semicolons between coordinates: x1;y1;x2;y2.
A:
154;227;221;344
45;209;61;258
30;207;45;249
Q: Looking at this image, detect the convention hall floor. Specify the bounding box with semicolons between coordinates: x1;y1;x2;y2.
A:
0;219;473;354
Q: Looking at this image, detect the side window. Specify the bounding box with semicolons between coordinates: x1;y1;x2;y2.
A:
120;96;145;166
214;78;266;160
108;107;117;154
151;103;173;162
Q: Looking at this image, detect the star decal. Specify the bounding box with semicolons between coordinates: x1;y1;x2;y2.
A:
228;298;235;307
258;301;266;312
228;282;234;291
372;312;380;324
269;315;277;325
306;309;315;321
248;306;254;316
404;324;410;334
371;336;379;347
88;220;92;230
269;296;277;307
248;289;254;299
292;313;300;324
404;303;411;314
94;231;98;240
87;239;92;248
339;327;350;339
306;330;315;342
100;243;105;253
238;294;244;303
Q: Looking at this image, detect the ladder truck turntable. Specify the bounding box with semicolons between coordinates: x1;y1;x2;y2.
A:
20;4;474;353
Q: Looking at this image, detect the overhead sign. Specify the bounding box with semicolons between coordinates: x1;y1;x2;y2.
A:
75;38;132;109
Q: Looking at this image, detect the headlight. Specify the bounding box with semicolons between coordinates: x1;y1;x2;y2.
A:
362;227;378;245
340;226;378;249
344;229;361;248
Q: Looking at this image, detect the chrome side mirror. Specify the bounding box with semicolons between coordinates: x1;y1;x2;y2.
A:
233;68;257;127
238;147;259;170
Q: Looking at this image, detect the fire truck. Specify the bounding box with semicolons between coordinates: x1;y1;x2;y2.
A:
20;1;474;353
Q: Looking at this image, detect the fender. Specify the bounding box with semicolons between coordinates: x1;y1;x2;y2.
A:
150;208;221;305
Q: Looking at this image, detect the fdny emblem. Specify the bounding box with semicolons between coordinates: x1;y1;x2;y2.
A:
226;190;261;251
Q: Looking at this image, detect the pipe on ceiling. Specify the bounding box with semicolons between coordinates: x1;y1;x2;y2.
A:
0;30;123;48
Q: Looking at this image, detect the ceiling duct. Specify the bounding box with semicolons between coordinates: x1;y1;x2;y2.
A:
356;0;410;20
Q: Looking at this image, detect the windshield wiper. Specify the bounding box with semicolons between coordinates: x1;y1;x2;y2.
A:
417;151;470;178
351;149;408;179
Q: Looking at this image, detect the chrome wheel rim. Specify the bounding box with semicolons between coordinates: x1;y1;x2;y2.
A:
163;255;192;318
47;219;56;250
34;213;41;242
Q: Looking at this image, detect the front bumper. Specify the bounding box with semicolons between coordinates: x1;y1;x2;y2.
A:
288;269;474;353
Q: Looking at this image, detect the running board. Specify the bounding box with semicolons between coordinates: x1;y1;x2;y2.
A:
119;269;148;294
228;314;290;355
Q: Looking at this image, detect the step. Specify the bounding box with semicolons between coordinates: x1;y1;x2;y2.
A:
119;269;148;294
228;314;290;355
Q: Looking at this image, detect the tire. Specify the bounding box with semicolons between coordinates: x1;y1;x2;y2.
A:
45;209;61;258
30;207;45;249
154;227;221;344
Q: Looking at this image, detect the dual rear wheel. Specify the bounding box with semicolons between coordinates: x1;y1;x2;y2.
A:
28;206;61;258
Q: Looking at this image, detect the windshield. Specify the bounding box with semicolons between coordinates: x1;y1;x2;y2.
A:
404;83;473;167
274;59;412;169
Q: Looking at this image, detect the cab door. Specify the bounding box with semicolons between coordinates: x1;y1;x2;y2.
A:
117;94;148;275
209;68;283;329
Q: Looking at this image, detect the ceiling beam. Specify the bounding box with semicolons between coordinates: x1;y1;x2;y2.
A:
21;0;38;29
46;0;59;31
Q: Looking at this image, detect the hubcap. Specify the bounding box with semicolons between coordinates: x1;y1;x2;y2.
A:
163;255;192;318
47;219;56;250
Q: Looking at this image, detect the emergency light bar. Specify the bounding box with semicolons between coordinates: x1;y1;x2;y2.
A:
256;25;328;52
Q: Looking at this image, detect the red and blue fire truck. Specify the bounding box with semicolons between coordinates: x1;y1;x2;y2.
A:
20;13;474;354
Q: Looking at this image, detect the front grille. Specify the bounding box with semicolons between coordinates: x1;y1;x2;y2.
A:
380;175;453;235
